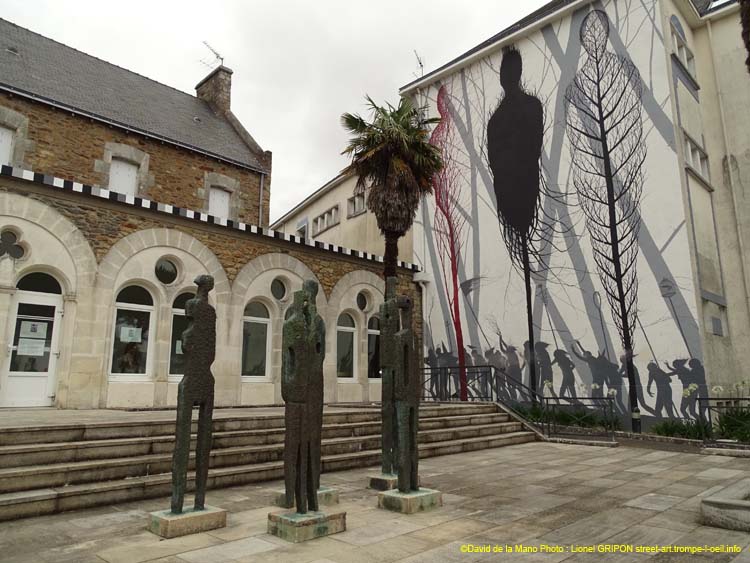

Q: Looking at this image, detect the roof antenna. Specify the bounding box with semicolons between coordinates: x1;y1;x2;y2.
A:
200;41;224;69
413;50;424;79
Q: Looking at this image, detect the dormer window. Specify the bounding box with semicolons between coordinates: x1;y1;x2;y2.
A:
208;186;231;218
108;158;139;196
0;126;14;166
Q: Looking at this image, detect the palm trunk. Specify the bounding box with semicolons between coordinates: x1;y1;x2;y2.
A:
384;233;400;285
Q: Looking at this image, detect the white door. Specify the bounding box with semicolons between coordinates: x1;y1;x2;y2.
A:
0;291;63;407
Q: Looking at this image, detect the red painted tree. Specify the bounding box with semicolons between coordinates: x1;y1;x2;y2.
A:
430;85;468;401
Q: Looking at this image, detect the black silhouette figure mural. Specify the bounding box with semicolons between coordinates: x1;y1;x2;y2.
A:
171;275;216;514
565;10;646;430
487;46;545;395
647;361;677;418
281;281;325;514
552;349;576;399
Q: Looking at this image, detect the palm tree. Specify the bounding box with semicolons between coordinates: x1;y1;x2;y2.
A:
341;96;442;281
742;0;750;74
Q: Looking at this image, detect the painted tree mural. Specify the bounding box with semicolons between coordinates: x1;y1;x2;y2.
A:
430;85;469;400
742;0;750;73
564;10;646;426
487;47;545;394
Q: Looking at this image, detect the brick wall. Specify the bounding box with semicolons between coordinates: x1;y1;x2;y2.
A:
0;92;269;226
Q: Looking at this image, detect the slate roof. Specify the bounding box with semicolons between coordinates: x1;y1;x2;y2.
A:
400;0;738;93
0;18;268;173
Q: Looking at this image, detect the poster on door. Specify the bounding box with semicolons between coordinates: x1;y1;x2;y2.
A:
17;338;46;357
20;321;48;340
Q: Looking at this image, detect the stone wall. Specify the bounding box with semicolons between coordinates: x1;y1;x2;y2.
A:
0;92;269;226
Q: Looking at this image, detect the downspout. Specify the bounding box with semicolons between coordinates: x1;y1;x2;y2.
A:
258;173;265;226
706;20;750;315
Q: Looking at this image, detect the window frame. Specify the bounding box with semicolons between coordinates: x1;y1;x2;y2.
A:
208;186;232;219
107;157;140;197
683;131;711;183
336;312;357;381
109;288;155;382
312;205;340;236
0;125;15;166
367;315;381;379
671;24;697;82
241;301;272;380
167;292;194;381
347;194;366;218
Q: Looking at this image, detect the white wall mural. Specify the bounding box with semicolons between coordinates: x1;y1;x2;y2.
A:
414;0;706;425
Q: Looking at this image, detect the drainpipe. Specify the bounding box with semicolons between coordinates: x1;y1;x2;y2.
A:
258;173;266;227
706;21;750;316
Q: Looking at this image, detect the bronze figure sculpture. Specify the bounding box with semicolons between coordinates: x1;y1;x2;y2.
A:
171;274;216;514
381;277;420;493
282;281;325;513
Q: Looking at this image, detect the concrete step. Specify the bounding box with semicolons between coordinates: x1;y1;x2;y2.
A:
0;422;524;492
0;430;536;522
0;412;512;468
0;404;495;447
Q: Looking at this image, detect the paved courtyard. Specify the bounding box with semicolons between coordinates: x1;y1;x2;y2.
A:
1;441;749;563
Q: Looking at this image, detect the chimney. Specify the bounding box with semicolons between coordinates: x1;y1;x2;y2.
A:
195;65;233;115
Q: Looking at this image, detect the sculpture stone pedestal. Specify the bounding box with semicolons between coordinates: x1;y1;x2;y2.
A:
369;473;398;491
272;486;340;508
149;506;227;538
267;510;346;543
378;488;442;514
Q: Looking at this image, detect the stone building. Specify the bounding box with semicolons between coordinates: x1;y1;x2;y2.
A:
0;18;419;409
403;0;749;419
270;172;414;263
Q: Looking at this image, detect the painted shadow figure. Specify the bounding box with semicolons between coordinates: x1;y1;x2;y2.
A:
552;349;576;399
665;359;704;419
488;47;544;395
171;275;216;514
647;361;677;418
281;281;325;514
572;341;605;398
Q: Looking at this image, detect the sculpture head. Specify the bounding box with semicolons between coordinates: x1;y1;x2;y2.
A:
500;46;523;93
194;274;214;295
303;279;319;300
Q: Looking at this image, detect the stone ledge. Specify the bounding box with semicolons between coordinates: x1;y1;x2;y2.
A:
272;486;340;508
267;510;346;543
149;505;227;538
378;487;442;514
700;478;750;532
369;474;398;491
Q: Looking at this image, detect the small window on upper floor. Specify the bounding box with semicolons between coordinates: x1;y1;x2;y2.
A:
109;158;139;196
347;194;366;217
296;224;308;240
684;134;710;181
312;205;340;236
208;186;231;219
671;27;696;81
0;126;15;166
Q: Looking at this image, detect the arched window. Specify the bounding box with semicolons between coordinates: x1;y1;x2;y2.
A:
111;285;154;376
337;313;356;379
367;316;381;379
242;301;270;378
16;272;62;294
169;292;194;377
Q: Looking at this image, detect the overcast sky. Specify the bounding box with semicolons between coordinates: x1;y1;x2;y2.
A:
1;0;548;222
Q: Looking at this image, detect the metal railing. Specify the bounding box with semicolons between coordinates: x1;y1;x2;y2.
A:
543;397;617;441
697;397;750;445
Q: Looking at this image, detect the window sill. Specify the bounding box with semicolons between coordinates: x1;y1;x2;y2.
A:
347;210;366;219
337;377;358;383
685;165;715;192
670;53;700;91
108;374;152;383
241;375;272;383
312;220;340;237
